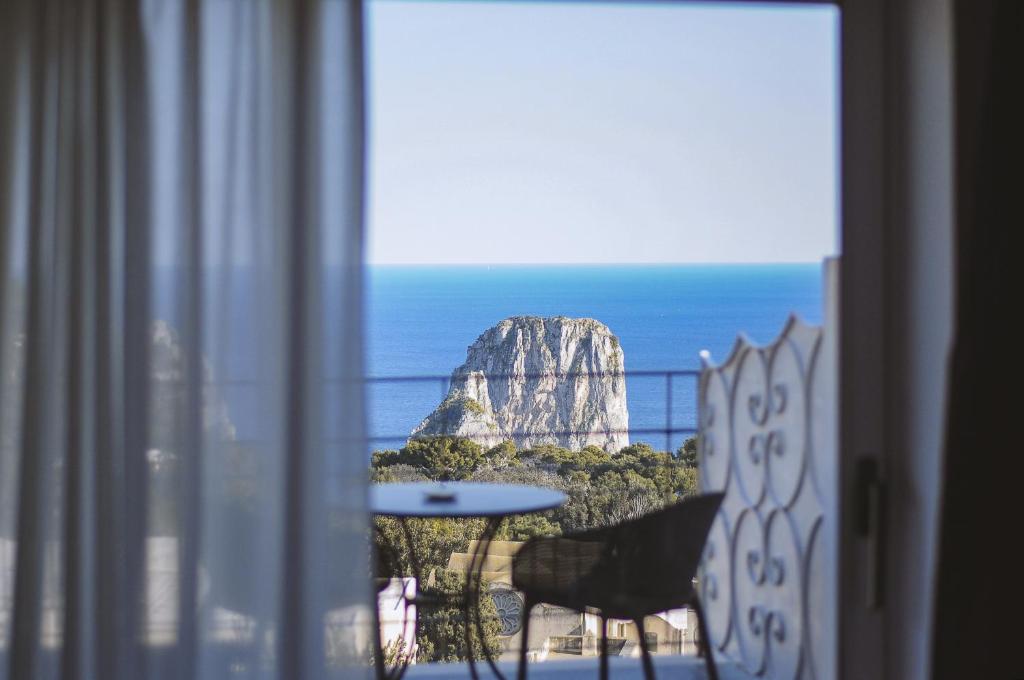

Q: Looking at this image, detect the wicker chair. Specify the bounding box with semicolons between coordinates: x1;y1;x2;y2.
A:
511;492;724;680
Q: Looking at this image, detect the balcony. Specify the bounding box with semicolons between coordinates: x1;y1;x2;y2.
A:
368;273;835;680
403;654;749;679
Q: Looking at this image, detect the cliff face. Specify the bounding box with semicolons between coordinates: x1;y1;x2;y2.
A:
411;316;629;452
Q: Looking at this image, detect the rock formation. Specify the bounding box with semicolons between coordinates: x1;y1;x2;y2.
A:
412;316;629;452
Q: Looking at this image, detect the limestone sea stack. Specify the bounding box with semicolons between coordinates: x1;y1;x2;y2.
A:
411;316;629;452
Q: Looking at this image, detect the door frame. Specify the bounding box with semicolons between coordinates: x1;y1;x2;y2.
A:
840;2;954;680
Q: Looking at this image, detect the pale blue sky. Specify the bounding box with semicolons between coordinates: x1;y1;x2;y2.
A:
367;0;839;265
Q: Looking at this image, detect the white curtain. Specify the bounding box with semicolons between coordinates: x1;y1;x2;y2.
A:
0;1;370;679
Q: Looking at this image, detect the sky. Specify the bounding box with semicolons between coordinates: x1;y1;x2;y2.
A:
366;0;839;265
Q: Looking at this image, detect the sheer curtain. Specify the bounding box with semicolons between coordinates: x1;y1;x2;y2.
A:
0;1;370;679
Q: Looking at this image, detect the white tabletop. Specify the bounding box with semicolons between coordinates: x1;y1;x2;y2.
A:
370;482;567;518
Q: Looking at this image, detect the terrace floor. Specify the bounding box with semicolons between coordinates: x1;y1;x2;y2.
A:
404;654;749;679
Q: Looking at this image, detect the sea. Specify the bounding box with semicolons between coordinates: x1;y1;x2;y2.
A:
366;264;824;453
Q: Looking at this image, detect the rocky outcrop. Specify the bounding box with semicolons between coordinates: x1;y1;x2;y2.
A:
411;316;629;452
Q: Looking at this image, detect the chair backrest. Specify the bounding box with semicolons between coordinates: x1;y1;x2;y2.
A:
511;492;725;617
597;492;725;608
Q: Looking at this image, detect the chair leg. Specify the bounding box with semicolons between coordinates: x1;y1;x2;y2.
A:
691;599;719;680
517;600;533;680
599;615;609;680
635;617;656;680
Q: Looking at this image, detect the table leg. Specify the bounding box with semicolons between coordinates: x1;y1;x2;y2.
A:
372;584;389;680
465;516;506;680
372;526;390;680
375;521;421;680
398;518;424;584
383;590;416;680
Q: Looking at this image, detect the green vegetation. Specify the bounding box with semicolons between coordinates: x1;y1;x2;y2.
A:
430;393;489;419
608;336;622;371
372;436;485;481
412;571;502;663
371;435;700;661
677;437;698;468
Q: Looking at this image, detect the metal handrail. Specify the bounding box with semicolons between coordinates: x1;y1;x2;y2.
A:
364;368;700;452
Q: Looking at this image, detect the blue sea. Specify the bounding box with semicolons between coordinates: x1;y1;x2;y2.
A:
366;264;824;452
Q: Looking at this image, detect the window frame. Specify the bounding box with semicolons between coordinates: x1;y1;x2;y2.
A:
369;3;955;680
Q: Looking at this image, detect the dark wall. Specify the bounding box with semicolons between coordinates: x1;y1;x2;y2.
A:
933;2;1023;677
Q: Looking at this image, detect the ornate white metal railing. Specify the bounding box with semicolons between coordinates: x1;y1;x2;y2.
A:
698;261;838;680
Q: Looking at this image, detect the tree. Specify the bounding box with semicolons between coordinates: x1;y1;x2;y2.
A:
374;515;485;579
588;469;662;527
676;437;698;468
376;637;412;669
519;443;611;473
414;571;502;663
602;441;699;502
482;440;519;469
616;442;659;458
369;436;703;660
371;463;429;484
373;436;485;481
553;472;597;533
497;512;560;541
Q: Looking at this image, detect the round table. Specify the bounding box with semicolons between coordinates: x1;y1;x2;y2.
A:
371;482;567;680
370;481;566;518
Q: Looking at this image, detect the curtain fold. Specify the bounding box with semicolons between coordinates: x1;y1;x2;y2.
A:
0;2;370;679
